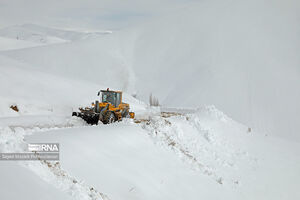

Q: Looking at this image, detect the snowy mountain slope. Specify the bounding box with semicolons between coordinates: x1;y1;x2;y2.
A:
0;115;226;200
1;105;296;200
126;0;300;140
0;31;136;95
21;109;300;200
0;52;299;199
0;55;100;116
0;120;109;200
0;24;112;44
0;0;299;199
24;121;234;200
0;53;144;117
0;28;141;126
139;107;300;199
0;36;45;51
1;0;299;140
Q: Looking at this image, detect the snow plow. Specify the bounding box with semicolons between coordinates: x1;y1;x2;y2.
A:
72;89;135;125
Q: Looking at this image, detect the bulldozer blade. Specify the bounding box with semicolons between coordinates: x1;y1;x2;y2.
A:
72;112;99;125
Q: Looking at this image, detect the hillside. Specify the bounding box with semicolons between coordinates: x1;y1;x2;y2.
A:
1;0;299;139
0;0;299;200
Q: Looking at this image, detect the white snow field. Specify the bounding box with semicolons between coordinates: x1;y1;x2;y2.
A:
0;0;300;199
1;0;299;140
1;107;299;200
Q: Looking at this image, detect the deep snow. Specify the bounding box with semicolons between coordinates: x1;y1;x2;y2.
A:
1;108;299;200
0;0;300;199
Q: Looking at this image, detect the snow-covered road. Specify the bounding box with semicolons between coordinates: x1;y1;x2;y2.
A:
1;108;299;200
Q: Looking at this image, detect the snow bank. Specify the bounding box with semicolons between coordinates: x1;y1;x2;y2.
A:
25;123;234;200
138;106;300;199
0;120;109;200
0;97;299;200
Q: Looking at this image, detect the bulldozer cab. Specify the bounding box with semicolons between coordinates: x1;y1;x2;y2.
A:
99;90;122;107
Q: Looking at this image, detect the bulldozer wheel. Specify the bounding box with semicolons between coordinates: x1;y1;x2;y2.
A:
103;111;116;124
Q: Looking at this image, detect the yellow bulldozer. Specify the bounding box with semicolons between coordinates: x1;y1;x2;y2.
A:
72;89;135;125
